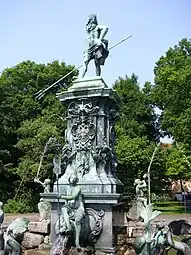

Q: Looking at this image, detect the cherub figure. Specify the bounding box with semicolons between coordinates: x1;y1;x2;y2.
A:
134;174;147;208
38;198;51;222
34;177;51;193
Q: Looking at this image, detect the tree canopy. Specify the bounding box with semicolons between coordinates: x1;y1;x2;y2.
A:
0;60;77;209
151;38;191;180
113;75;166;196
152;38;191;144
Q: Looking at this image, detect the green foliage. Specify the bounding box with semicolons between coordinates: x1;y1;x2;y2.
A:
16;114;64;181
165;144;191;179
0;60;78;205
152;38;191;180
4;183;40;213
115;134;152;195
4;199;36;213
154;201;186;214
113;75;167;196
152;38;191;143
114;74;159;141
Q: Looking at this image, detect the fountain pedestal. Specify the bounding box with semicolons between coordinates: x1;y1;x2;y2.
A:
42;193;124;253
42;76;125;254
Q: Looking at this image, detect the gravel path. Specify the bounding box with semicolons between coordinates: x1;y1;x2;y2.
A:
3;212;191;227
156;213;191;225
3;213;39;227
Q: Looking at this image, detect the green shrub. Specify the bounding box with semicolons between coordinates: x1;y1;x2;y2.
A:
4;198;37;213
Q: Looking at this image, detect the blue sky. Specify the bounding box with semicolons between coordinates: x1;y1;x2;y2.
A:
0;0;190;87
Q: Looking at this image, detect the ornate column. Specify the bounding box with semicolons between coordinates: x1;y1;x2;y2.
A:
56;76;123;195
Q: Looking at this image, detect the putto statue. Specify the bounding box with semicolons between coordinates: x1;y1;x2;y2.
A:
134;173;147;209
82;14;109;77
127;174;148;222
38;198;51;222
34;177;51;193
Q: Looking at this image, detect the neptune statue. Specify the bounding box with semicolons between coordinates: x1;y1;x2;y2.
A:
82;14;109;77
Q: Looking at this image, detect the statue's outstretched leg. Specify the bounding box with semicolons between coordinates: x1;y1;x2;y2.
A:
95;63;101;76
7;239;21;255
74;217;81;249
82;61;89;78
61;207;71;232
0;229;4;252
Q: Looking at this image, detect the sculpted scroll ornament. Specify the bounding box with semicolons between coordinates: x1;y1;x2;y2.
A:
54;206;104;248
86;208;105;244
92;137;117;171
109;109;119;125
61;141;76;171
109;108;119;171
93;137;113;166
68;99;99;117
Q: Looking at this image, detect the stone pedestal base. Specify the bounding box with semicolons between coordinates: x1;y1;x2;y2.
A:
41;193;125;254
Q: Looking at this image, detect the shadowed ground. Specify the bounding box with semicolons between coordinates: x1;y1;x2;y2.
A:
3;213;191;227
3;213;39;227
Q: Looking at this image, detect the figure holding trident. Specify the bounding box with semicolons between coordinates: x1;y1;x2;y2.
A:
82;14;109;77
55;174;85;249
34;12;132;100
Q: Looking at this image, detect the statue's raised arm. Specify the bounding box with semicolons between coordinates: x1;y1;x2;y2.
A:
96;24;108;43
82;14;109;77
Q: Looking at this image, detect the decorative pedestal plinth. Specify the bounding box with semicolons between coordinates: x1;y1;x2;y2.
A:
41;193;125;254
54;76;123;194
54;76;123;195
